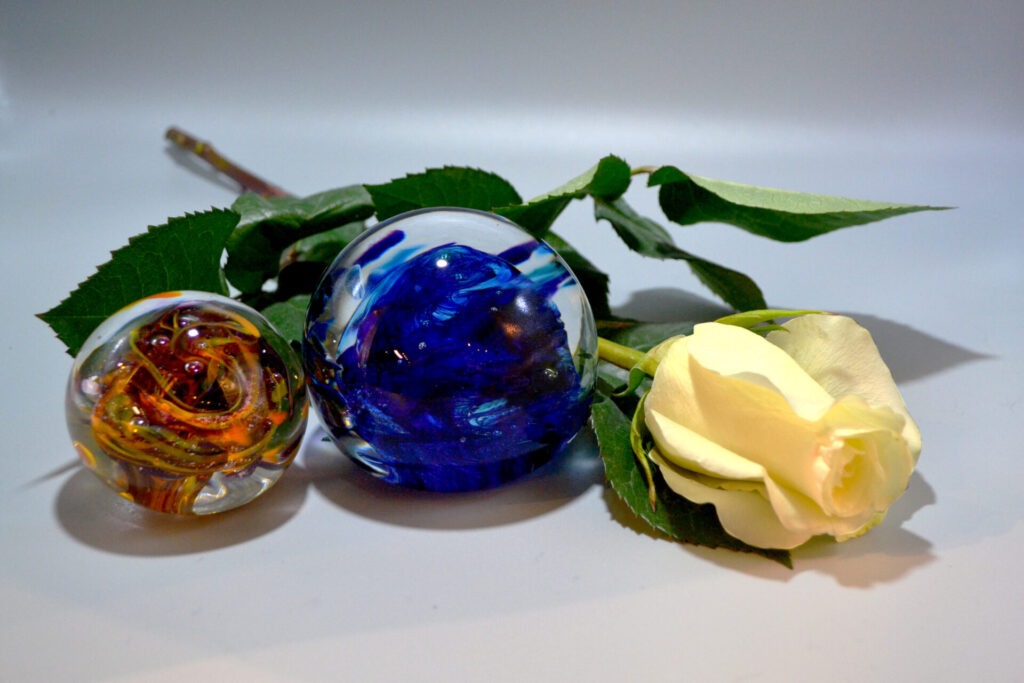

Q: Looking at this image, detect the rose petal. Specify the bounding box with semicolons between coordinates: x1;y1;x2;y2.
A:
645;328;828;434
642;337;704;429
767;315;922;459
761;470;872;539
834;511;887;542
645;328;832;497
684;322;836;422
662;348;839;505
653;450;813;550
646;406;765;481
820;396;916;511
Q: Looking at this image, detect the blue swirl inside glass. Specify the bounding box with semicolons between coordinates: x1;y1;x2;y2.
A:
304;208;596;492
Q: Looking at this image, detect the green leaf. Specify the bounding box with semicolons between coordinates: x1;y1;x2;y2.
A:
365;166;522;221
650;165;946;242
685;259;766;312
534;155;632;201
496;155;632;236
494;196;573;238
542;232;612;320
260;294;310;347
279;221;366;270
594;197;767;311
38;208;239;357
270;221;368;306
592;394;791;566
226;186;374;293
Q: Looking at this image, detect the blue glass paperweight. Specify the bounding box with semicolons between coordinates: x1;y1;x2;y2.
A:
303;208;597;492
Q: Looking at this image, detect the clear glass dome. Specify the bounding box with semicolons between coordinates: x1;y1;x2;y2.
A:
303;208;597;492
66;291;308;514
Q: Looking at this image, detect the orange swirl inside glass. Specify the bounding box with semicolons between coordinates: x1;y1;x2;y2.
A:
66;292;308;514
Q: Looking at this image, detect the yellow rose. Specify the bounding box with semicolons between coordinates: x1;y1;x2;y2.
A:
644;314;921;549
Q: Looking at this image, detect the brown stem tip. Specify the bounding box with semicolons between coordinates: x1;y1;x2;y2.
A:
165;126;290;198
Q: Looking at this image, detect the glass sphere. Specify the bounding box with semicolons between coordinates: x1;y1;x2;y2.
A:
303;208;597;492
66;291;308;515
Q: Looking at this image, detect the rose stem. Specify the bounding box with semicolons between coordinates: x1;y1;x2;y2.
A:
597;337;646;370
164;126;291;198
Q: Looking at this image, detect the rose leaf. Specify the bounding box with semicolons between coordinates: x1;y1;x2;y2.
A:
260;294;311;348
365;166;523;222
496;155;632;236
650;165;949;242
226;185;375;294
594;197;767;311
37;208;239;357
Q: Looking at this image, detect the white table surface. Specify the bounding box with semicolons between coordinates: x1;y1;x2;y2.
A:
2;3;1022;681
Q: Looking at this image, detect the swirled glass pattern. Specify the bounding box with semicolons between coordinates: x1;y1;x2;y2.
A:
304;208;597;491
66;292;308;514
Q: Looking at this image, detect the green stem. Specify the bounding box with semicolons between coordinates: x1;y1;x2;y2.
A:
597;337;646;370
165;126;291;198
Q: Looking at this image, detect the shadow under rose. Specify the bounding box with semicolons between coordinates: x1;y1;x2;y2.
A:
613;288;732;326
306;427;605;530
54;462;311;556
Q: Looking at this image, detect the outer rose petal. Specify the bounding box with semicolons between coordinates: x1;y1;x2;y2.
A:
650;324;836;425
767;315;922;460
652;449;813;549
645;405;765;481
